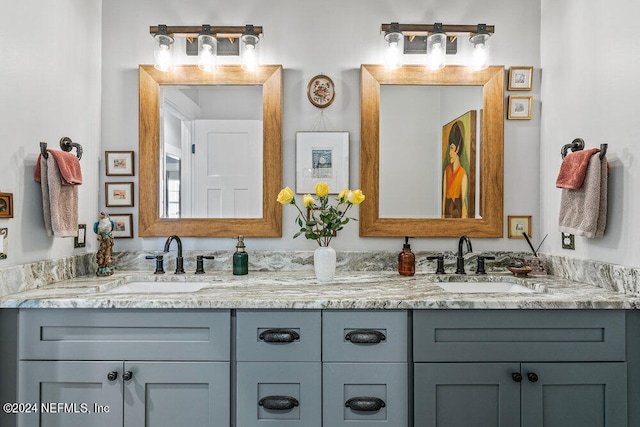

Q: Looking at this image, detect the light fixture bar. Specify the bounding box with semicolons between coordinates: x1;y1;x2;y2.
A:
149;25;263;38
380;23;494;36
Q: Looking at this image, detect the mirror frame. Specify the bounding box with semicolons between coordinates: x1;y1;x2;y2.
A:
360;64;504;237
138;64;282;237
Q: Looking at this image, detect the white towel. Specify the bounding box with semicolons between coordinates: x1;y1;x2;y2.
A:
38;155;79;237
558;154;608;238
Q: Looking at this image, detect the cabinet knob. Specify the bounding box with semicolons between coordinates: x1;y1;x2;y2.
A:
345;396;386;412
123;371;133;381
527;372;539;383
107;371;118;381
345;329;386;344
258;395;299;410
259;329;300;343
512;372;523;382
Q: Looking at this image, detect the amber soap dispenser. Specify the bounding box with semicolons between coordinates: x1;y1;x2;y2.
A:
398;236;415;276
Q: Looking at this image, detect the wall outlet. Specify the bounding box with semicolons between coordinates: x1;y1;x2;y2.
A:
561;233;575;250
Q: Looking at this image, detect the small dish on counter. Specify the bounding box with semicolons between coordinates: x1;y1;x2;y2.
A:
506;265;533;277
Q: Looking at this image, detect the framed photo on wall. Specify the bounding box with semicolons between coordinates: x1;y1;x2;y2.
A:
0;228;7;259
508;66;534;91
105;151;135;176
110;214;133;238
306;75;336;108
105;182;134;207
0;192;14;218
508;215;532;238
508;96;533;120
296;131;349;194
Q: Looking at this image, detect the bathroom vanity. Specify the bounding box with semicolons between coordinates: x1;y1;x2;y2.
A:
1;270;639;427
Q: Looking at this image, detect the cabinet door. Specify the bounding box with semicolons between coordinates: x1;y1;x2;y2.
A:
521;362;627;427
18;360;123;427
123;361;229;427
414;363;520;427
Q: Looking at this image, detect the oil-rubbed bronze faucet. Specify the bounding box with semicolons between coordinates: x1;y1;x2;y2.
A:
163;235;185;274
455;235;473;274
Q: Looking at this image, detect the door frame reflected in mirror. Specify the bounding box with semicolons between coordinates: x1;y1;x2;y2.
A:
359;64;504;237
138;64;282;237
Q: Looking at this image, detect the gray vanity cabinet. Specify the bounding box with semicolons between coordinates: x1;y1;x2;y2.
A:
17;309;231;427
413;310;628;427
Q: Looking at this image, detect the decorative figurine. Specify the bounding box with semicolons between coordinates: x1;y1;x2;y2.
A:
94;212;115;276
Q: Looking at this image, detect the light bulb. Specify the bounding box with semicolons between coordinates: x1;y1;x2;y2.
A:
242;44;257;72
153;31;174;72
198;34;217;72
470;42;490;71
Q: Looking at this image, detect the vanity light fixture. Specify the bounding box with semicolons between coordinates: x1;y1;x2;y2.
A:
149;25;263;72
380;23;494;71
425;22;447;70
240;25;260;72
153;25;174;72
383;22;404;70
197;25;217;72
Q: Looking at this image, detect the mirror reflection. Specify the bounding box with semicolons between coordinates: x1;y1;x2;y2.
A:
379;85;483;218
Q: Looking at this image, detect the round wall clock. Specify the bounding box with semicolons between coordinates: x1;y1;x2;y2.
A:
307;74;335;108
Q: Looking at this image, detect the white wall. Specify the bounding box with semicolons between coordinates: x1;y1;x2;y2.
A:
0;0;102;267
540;0;640;268
101;0;542;254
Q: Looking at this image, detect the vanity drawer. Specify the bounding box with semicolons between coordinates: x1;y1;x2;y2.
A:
322;310;408;362
236;310;321;362
323;362;408;426
236;361;322;427
19;309;230;361
414;310;626;362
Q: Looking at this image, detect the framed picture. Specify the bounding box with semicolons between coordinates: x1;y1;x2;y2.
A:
508;215;532;238
110;214;133;238
508;95;533;120
0;228;7;259
74;224;86;248
296;131;349;194
105;151;135;176
508;66;534;91
307;74;335;108
0;192;13;219
442;111;476;218
105;182;134;207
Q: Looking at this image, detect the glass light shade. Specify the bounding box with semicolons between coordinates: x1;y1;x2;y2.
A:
469;33;490;71
241;33;260;72
426;32;447;70
153;33;174;72
384;31;404;70
198;34;217;72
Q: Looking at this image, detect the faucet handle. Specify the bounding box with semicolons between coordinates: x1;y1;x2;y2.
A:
145;255;165;274
476;255;496;275
427;255;446;274
195;255;215;274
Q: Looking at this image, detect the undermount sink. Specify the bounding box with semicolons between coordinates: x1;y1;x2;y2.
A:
103;281;208;294
436;282;540;294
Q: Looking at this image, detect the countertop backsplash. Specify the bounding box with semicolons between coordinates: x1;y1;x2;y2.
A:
0;251;637;298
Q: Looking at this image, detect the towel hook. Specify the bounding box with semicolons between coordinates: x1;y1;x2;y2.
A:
561;138;608;160
39;137;83;160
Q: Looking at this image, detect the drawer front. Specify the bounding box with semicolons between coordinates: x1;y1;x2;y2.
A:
19;309;230;361
323;310;408;362
236;361;322;427
236;310;321;362
323;362;408;427
414;310;626;362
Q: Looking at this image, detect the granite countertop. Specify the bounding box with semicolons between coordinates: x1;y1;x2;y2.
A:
1;270;639;310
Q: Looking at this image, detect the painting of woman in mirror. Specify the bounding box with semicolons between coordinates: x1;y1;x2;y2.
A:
442;111;476;218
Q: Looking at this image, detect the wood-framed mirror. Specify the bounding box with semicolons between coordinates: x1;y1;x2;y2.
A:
360;64;504;237
138;64;282;237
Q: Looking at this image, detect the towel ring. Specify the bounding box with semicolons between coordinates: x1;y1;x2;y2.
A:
40;137;83;160
561;138;607;160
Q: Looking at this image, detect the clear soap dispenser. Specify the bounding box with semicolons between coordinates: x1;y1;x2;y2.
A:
233;235;248;275
398;236;415;276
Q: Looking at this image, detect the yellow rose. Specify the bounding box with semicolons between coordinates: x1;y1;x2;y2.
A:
338;188;349;202
314;182;329;198
276;186;295;205
302;194;315;207
347;189;365;205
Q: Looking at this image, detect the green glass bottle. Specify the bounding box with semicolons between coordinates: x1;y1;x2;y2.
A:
233;235;248;275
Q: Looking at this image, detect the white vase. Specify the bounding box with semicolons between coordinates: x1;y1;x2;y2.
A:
314;246;336;282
